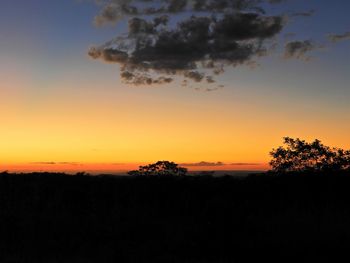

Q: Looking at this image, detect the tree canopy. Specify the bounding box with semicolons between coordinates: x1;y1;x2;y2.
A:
128;161;188;177
270;137;350;173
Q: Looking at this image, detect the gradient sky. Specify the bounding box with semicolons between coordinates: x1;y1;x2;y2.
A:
1;0;350;173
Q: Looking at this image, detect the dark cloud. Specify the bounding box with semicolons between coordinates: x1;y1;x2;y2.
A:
206;76;216;84
184;71;205;83
88;47;128;63
88;0;318;85
284;40;316;60
328;32;350;43
93;0;282;26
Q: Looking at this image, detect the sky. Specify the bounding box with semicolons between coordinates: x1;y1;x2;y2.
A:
0;0;350;173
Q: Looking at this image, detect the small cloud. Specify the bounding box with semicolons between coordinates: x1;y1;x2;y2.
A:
290;10;315;17
328;32;350;43
31;162;57;165
193;85;224;92
181;161;226;167
230;163;261;166
284;40;317;60
30;162;82;166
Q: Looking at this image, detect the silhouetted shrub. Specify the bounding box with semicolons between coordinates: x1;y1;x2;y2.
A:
270;137;350;172
128;161;188;176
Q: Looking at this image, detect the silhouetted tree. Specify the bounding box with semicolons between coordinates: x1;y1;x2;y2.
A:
128;161;188;177
270;137;350;172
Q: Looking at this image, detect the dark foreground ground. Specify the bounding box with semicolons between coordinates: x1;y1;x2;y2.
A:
1;171;350;262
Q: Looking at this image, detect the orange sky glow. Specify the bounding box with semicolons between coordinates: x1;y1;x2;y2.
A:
1;0;350;174
1;75;350;174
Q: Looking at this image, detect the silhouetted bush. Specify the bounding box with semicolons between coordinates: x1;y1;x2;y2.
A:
128;160;188;176
270;137;350;173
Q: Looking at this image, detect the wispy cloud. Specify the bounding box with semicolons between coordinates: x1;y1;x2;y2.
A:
30;162;83;166
181;161;226;167
180;162;261;167
290;10;315;17
328;32;350;43
284;40;317;60
230;163;261;166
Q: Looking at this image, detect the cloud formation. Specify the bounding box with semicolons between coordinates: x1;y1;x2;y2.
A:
89;0;332;86
93;0;284;26
328;32;350;43
88;0;289;86
284;40;316;60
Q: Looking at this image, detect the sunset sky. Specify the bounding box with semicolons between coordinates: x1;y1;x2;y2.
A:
1;0;350;173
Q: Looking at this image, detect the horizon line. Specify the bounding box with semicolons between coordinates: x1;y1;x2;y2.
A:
1;161;270;174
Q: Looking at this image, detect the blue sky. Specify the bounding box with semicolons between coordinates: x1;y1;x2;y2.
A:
1;0;349;86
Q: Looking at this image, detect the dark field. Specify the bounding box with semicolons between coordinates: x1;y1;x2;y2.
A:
1;172;350;262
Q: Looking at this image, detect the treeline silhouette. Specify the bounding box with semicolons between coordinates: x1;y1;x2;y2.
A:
1;138;350;262
1;170;350;262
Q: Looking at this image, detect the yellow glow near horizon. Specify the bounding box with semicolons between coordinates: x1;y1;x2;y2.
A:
1;70;350;173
